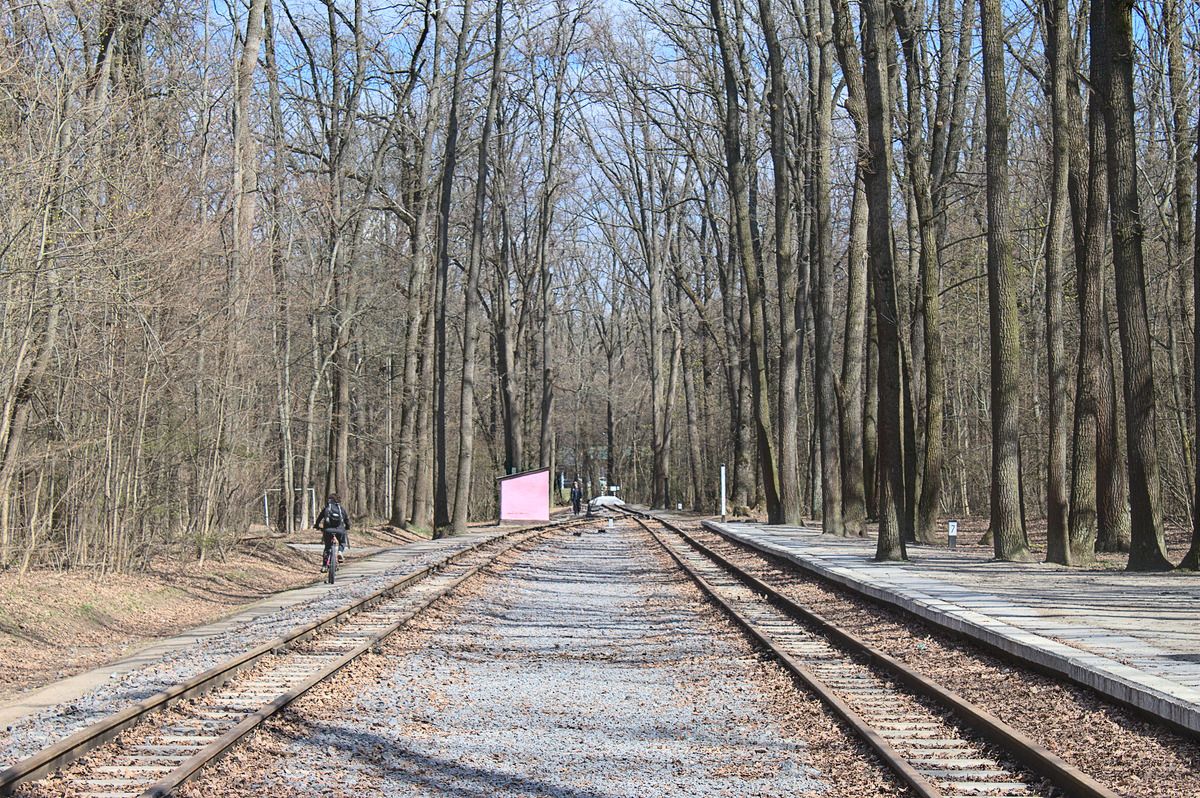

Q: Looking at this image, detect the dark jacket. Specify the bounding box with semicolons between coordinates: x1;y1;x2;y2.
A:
316;502;351;531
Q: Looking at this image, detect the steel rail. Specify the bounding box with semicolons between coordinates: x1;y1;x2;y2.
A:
701;518;1200;744
624;508;1120;798
624;510;943;798
0;516;585;796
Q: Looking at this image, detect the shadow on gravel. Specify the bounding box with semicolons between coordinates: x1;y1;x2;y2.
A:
278;718;620;798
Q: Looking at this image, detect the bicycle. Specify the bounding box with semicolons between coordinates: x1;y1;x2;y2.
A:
322;539;338;584
320;529;346;585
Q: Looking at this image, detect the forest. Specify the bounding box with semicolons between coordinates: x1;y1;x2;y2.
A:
0;0;1196;572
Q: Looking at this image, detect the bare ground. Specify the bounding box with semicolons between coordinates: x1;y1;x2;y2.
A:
0;530;395;705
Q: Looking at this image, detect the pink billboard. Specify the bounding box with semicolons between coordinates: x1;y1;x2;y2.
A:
498;468;551;523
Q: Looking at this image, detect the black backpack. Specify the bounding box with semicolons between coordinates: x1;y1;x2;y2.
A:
323;502;345;528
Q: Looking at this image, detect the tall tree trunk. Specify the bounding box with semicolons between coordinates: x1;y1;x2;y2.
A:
809;0;844;535
1165;0;1195;527
1041;0;1072;563
393;331;420;527
679;285;705;511
864;278;880;519
830;0;868;536
709;0;781;522
496;239;524;475
411;291;437;530
1103;0;1171;570
451;0;504;533
860;0;906;560
1069;0;1118;554
1097;298;1132;550
980;0;1031;561
759;0;801;524
1182;122;1200;570
393;238;433;526
606;347;618;490
433;0;475;532
328;299;352;499
900;341;919;541
663;304;683;508
841;175;869;536
539;264;554;476
393;6;442;527
213;0;267;530
735;340;754;508
892;0;944;545
264;0;294;533
535;5;577;482
231;0;266;344
645;127;669;508
320;0;366;505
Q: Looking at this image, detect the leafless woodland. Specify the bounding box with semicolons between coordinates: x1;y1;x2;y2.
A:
0;0;1197;571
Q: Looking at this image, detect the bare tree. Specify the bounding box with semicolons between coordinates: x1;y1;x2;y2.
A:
1103;0;1172;570
1040;0;1072;563
709;0;783;522
980;0;1031;561
859;0;906;561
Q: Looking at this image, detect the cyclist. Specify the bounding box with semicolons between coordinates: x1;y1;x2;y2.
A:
315;494;351;572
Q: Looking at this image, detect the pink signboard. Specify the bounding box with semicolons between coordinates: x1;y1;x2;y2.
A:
498;468;550;523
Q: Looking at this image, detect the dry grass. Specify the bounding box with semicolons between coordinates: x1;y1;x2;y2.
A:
1;536;341;704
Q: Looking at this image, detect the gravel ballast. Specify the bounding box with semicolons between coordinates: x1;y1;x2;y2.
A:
184;521;906;796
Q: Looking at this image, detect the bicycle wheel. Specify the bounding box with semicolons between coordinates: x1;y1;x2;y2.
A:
326;548;337;584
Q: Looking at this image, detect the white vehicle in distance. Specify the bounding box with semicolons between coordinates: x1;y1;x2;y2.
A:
588;495;626;510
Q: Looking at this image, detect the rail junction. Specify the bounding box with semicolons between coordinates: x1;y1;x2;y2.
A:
1;510;1197;797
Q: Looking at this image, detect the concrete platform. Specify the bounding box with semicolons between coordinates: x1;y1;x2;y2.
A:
703;519;1200;736
0;531;504;730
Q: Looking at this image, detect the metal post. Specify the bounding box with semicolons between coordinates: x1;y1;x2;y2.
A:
262;493;270;528
720;463;727;522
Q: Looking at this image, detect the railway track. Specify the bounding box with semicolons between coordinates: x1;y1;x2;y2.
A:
1;517;587;798
622;507;1120;798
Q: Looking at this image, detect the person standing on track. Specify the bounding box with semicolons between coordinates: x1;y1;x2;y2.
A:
570;479;583;515
315;494;351;571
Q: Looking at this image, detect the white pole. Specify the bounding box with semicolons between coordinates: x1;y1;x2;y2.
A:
720;463;727;522
262;493;270;528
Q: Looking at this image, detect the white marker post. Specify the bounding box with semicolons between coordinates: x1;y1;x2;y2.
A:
948;519;958;549
262;493;270;528
720;463;727;522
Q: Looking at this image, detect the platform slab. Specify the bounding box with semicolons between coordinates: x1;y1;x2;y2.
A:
703;519;1200;735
